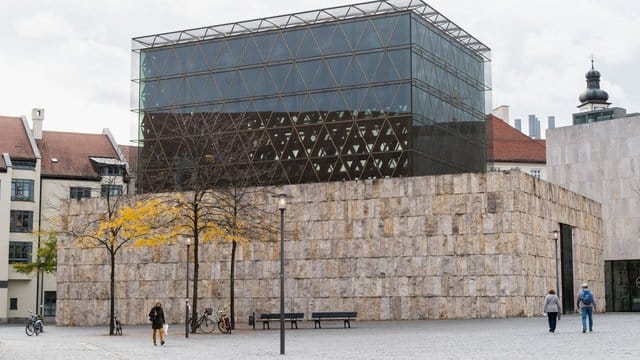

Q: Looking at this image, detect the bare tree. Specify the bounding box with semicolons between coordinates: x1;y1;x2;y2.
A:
138;110;280;331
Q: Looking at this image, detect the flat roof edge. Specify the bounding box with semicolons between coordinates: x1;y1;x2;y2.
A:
132;0;490;58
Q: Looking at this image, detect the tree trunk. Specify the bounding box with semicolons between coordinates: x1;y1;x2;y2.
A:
191;233;199;334
109;249;116;335
230;240;237;329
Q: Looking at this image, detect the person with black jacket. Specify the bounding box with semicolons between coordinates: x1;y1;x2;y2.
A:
149;301;166;345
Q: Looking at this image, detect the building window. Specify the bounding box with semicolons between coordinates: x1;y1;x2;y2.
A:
9;241;32;263
70;187;92;200
10;210;33;232
10;298;18;310
44;291;57;316
101;184;123;197
531;169;541;179
100;165;125;176
12;160;36;169
11;179;35;201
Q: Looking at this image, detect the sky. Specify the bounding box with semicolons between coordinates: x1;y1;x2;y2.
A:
1;0;639;145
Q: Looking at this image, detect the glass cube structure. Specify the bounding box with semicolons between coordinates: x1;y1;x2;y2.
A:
132;0;491;192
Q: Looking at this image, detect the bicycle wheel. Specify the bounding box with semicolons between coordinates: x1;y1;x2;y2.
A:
25;323;35;336
201;318;215;333
217;318;230;334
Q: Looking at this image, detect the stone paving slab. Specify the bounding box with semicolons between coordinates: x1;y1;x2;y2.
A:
1;313;639;359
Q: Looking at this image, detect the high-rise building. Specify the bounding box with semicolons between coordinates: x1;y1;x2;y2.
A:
528;115;540;139
131;0;491;192
514;118;522;131
547;116;555;130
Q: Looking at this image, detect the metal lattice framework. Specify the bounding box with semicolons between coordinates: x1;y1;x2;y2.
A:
132;0;490;191
132;0;490;59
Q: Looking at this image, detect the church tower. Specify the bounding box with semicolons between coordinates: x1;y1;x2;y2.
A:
577;59;610;112
572;60;628;125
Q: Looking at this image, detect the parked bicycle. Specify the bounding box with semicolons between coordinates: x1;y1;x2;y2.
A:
193;307;216;333
191;307;231;334
25;311;43;336
217;308;231;334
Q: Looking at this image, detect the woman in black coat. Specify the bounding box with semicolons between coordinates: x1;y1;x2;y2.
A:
148;301;166;345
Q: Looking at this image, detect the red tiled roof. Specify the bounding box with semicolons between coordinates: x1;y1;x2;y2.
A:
0;116;36;160
38;131;119;179
119;145;139;174
486;114;546;163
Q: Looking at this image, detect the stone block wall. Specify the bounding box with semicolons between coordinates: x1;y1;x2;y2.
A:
56;171;603;326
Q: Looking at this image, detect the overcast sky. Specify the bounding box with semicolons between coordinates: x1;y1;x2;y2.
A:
1;0;638;145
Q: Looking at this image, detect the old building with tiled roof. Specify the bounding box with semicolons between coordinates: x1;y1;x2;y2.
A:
0;109;132;323
485;114;547;179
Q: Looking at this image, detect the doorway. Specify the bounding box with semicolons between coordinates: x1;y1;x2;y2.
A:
560;224;574;314
605;260;640;312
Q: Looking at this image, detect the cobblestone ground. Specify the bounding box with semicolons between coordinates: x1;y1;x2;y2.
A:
1;313;638;359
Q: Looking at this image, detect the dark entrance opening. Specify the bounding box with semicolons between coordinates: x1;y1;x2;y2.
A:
605;260;640;312
560;224;574;314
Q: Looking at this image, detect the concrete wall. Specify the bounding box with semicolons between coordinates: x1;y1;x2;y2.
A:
56;172;603;326
547;116;640;260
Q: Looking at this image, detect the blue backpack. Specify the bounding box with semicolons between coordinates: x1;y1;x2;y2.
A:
582;289;593;305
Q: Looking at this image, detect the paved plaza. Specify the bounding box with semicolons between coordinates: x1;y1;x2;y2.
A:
1;313;638;359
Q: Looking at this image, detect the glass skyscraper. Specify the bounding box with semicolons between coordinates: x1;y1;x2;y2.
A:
132;0;491;192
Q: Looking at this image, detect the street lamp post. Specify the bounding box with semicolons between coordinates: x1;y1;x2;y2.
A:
552;230;560;313
39;256;45;317
277;194;287;355
186;238;191;338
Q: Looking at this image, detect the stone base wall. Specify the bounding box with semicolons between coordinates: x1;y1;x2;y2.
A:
56;171;603;326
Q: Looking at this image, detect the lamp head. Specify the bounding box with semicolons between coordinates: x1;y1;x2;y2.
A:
552;230;559;240
277;193;287;210
186;238;191;246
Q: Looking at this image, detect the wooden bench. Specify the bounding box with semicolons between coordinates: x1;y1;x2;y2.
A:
311;311;357;329
258;312;304;329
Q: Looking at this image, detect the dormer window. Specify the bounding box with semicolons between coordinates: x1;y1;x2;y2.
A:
99;165;125;176
11;159;36;170
89;157;127;177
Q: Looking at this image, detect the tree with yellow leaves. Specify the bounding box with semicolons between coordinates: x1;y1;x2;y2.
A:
165;191;227;334
62;193;173;335
137;111;280;332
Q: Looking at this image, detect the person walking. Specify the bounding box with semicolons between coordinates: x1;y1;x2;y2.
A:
576;283;596;333
542;289;561;332
149;301;166;345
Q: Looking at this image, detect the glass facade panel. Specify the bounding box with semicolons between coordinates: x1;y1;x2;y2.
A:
134;7;490;191
409;13;486;174
605;260;640;312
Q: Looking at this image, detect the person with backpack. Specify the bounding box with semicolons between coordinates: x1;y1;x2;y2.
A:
576;283;596;333
542;289;561;332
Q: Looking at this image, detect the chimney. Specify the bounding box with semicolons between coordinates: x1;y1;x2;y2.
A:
490;105;509;123
32;108;44;140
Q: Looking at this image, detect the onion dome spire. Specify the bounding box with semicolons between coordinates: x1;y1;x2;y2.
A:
579;59;609;104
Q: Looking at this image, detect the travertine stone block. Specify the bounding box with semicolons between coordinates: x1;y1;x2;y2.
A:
56;172;603;326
